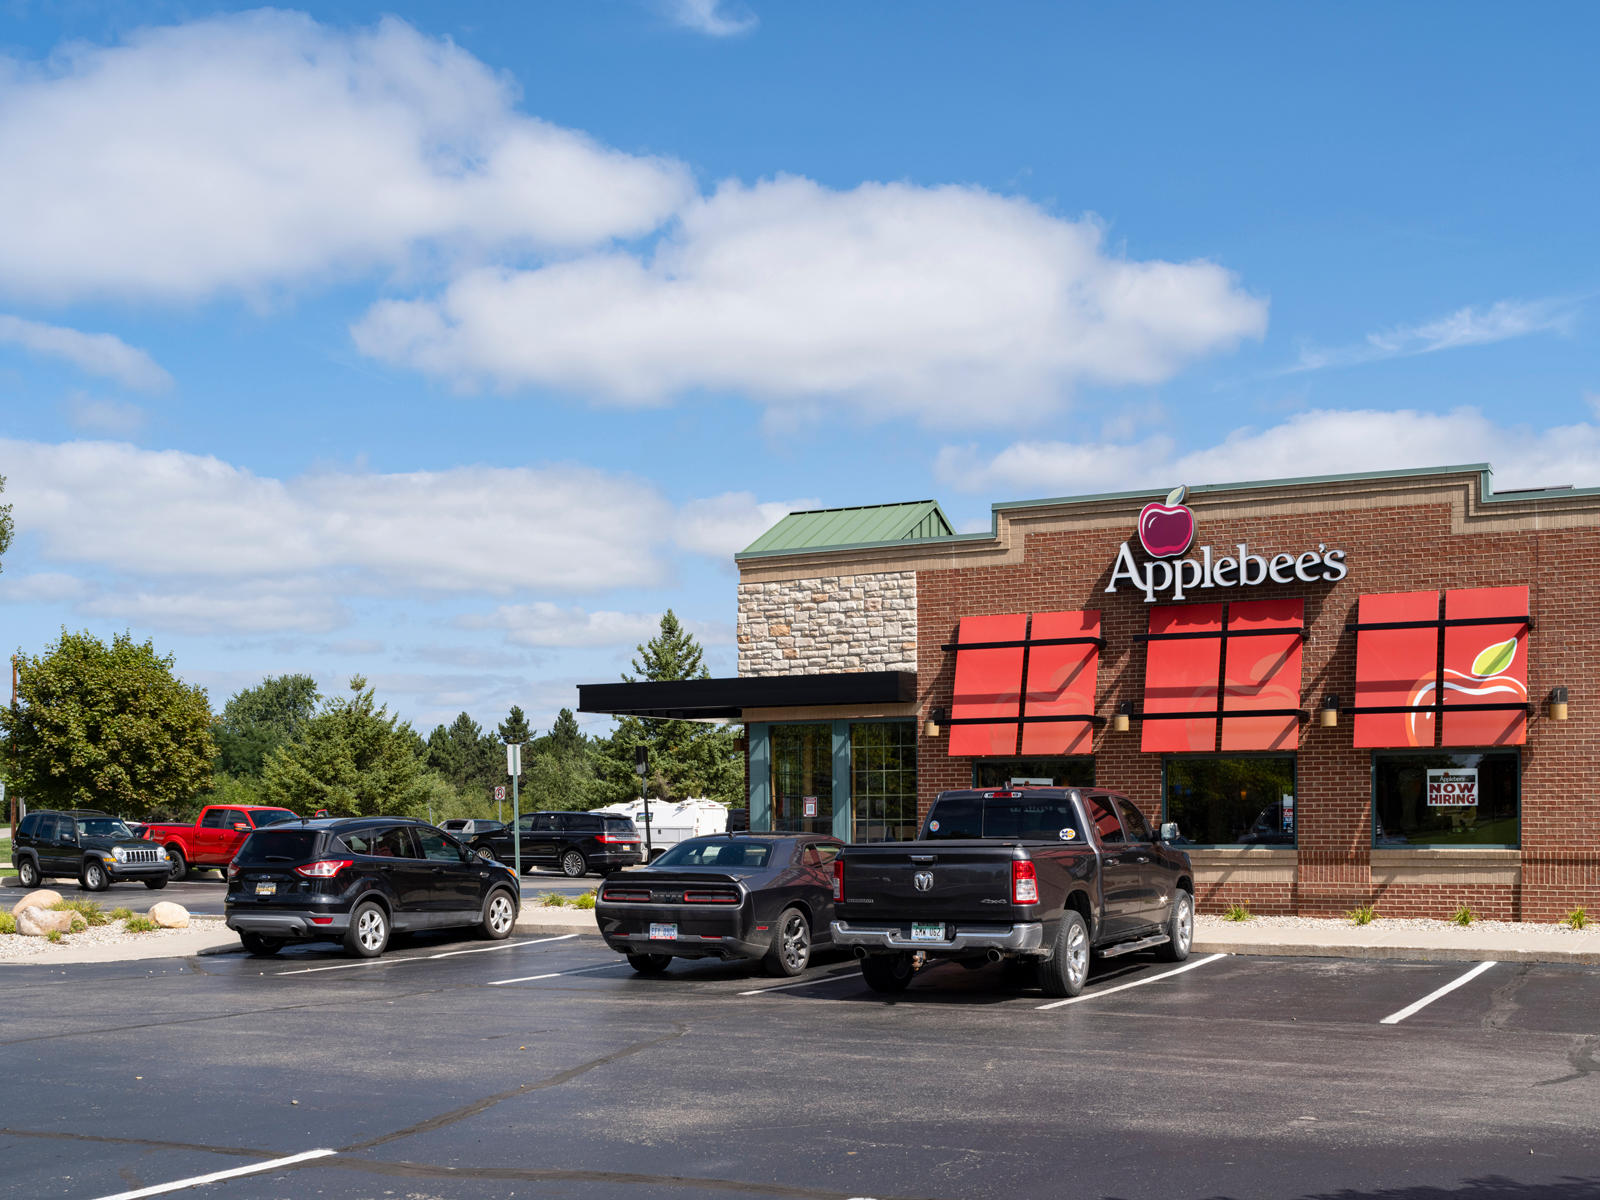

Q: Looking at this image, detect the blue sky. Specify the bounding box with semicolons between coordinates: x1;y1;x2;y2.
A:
1;1;1595;738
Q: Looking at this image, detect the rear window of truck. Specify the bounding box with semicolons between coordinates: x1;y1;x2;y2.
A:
924;796;1085;843
236;829;323;863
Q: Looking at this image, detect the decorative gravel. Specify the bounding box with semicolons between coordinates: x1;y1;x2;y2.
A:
0;919;208;961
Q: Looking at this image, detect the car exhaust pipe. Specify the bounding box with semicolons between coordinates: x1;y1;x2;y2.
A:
986;949;1003;964
852;946;869;960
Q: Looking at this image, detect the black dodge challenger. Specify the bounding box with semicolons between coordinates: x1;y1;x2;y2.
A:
595;832;841;976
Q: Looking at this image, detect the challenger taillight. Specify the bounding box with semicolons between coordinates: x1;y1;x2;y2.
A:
682;890;740;904
294;859;353;879
602;888;652;902
833;858;844;902
1011;859;1039;905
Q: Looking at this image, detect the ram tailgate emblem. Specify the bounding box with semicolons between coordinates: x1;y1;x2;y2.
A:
913;870;934;892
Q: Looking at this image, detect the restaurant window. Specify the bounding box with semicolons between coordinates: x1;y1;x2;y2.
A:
771;723;832;835
1372;750;1519;847
851;722;917;842
1164;755;1297;846
972;758;1095;789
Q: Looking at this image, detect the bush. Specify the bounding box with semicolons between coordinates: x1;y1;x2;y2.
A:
45;930;63;943
110;907;135;922
540;893;568;908
572;891;596;910
123;915;159;933
1451;905;1475;926
0;911;15;935
51;899;109;926
1347;904;1378;926
1222;903;1252;922
1565;907;1589;930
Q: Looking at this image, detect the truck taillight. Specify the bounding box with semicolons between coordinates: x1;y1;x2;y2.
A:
1011;859;1038;905
294;859;353;879
833;858;844;902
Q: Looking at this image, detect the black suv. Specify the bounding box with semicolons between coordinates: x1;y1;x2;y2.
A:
224;817;520;958
12;809;170;892
469;811;643;877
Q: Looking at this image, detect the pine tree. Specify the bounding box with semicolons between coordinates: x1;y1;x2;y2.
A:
497;705;532;745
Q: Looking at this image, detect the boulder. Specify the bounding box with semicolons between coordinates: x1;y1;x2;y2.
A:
147;901;190;929
16;905;77;937
11;889;64;917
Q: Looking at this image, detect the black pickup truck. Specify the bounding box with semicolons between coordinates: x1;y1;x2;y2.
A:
829;788;1193;998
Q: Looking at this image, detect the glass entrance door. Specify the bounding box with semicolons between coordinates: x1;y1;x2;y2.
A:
771;723;833;835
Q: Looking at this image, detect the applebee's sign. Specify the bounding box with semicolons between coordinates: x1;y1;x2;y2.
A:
1108;486;1349;603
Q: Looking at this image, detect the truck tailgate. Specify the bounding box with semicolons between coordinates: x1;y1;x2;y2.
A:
839;840;1024;922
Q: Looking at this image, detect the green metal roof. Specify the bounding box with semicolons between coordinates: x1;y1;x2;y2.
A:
739;500;954;557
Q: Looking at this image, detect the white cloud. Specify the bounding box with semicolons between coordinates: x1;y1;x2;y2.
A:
1281;299;1577;375
0;315;171;390
936;406;1600;498
353;176;1268;428
77;579;350;636
460;602;733;650
63;393;148;436
665;0;758;37
0;12;692;303
676;491;818;559
0;438;673;593
0;572;91;603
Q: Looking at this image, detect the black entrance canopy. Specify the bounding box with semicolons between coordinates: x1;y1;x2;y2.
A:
577;671;917;720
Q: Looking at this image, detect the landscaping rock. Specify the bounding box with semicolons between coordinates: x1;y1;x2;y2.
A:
147;902;190;929
11;889;64;917
16;906;76;937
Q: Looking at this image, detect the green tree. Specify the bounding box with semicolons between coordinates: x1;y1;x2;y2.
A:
0;629;215;818
426;712;501;800
0;473;12;574
260;676;431;817
214;673;320;777
497;705;532;745
594;611;742;805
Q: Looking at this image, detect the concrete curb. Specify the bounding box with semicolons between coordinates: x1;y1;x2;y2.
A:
1193;939;1600;966
514;908;599;937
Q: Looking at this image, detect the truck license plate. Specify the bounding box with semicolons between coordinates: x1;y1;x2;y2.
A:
648;923;676;941
255;882;276;896
911;922;945;942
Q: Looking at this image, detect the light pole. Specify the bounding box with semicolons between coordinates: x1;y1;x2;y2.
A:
635;745;651;860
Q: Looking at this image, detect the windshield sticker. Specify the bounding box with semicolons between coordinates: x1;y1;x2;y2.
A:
928;819;940;832
1059;828;1076;841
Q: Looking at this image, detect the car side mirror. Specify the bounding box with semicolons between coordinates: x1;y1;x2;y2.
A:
1158;822;1180;842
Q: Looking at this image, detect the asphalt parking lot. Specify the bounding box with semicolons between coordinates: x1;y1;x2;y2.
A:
3;934;1597;1200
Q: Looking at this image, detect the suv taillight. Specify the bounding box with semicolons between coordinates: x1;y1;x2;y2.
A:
294;859;353;879
833;858;844;902
1011;859;1039;905
227;861;241;878
597;833;638;844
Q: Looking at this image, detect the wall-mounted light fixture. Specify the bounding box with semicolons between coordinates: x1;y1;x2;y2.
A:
1320;694;1341;728
924;706;947;738
1113;700;1133;733
1547;687;1569;721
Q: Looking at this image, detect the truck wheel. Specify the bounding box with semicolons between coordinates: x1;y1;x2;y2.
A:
1155;891;1194;962
17;856;40;888
344;901;390;958
764;906;811;977
560;849;587;878
480;889;516;940
144;877;168;890
81;859;110;892
627;953;672;974
240;933;283;957
860;953;915;994
1039;910;1090;998
166;846;188;881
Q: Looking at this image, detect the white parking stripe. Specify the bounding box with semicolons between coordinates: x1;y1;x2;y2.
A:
92;1148;336;1199
274;933;578;975
1379;960;1497;1025
1035;953;1228;1010
739;971;861;997
487;961;629;986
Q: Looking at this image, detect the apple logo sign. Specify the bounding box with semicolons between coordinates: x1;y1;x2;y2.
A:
1137;485;1197;559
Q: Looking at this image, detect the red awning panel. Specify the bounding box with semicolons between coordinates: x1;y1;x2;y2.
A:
1353;590;1440;748
1221;598;1304;751
1441;586;1529;746
1141;604;1224;752
1021;610;1102;755
948;613;1028;756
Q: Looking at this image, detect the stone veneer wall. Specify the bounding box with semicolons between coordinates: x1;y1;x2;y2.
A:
737;571;916;676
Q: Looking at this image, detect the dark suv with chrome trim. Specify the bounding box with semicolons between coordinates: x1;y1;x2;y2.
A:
469;811;643;877
12;809;170;891
224;817;520;958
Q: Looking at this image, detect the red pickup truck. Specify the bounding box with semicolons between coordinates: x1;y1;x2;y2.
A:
143;804;298;881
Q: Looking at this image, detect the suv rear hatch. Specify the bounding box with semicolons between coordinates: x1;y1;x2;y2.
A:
228;827;329;901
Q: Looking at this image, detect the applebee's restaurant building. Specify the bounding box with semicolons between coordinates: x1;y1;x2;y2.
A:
578;464;1600;921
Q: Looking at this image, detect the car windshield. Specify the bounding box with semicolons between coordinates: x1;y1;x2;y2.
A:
653;839;771;870
924;796;1086;843
250;809;297;827
77;818;134;839
236;829;322;864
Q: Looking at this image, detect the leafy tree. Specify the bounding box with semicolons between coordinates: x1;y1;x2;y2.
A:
594;611;742;805
215;673;320;777
426;712;501;800
0;473;12;574
260;676;431;817
1;629;215;818
497;705;532;745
